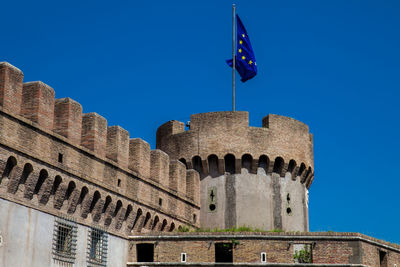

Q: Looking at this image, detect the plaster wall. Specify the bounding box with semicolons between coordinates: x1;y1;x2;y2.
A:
200;168;307;231
0;198;128;267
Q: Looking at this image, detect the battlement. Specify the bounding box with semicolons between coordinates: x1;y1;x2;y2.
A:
0;62;200;236
157;111;314;188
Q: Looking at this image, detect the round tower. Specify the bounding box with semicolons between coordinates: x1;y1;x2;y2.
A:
156;111;314;232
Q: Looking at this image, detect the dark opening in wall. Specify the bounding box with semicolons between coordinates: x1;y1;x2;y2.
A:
258;155;269;173
273;157;284;175
77;187;89;206
286;207;292;215
159;198;163;206
379;250;387;267
51;176;63;196
2;156;17;182
179;158;187;168
102;196;112;213
287;160;296;175
193;214;197;223
224;154;235;174
298;163;306;177
65;181;76;200
58;153;63;163
215;243;233;263
124;205;132;221
19;163;33;188
160;219;167;231
136;243;154;262
241;154;252;173
114;200;122;217
192;156;203;175
89;191;101;213
34;169;48;195
208;155;219;177
117;179;121;187
209;204;216;211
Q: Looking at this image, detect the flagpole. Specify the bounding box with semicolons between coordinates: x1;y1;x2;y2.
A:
232;4;236;112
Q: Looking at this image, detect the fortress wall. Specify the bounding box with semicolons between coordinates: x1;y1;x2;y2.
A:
0;62;200;235
127;232;400;265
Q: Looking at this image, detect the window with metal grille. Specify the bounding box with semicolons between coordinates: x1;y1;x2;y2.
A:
52;217;77;265
87;227;108;267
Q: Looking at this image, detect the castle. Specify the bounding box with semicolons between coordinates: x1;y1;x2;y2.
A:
0;61;399;266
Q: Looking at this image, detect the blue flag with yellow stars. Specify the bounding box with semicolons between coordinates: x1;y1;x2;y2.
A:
226;14;257;82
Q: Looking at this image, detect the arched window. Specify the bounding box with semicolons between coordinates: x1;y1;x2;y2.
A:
258;155;269;173
89;191;101;213
12;163;32;193
152;216;159;230
160;219;168;231
113;200;122;217
2;156;17;183
124;205;133;221
224;154;236;174
34;169;48;194
298;163;306;177
287;160;297;175
78;186;89;205
273;157;284;175
241;154;253;173
143;212;151;228
65;181;76;200
51;176;63;195
132;208;143;230
208;154;219;177
102;196;112;213
192;156;203;174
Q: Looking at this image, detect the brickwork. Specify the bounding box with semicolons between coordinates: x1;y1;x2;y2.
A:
0;62;200;240
128;232;400;266
156;111;314;187
1;61;399;267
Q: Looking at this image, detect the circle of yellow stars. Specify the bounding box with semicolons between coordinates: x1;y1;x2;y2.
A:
238;34;256;66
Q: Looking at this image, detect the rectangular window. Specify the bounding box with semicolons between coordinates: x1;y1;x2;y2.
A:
137;243;154;262
53;217;77;265
215;243;233;263
261;252;267;263
379;250;387;267
181;253;187;262
87;227;108;267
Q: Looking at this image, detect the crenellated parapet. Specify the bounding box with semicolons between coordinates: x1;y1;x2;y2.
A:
156;111;314;188
157;111;314;231
0;62;200;235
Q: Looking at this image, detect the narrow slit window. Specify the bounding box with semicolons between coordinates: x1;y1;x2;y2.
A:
181;253;187;262
58;153;63;163
261;252;267;263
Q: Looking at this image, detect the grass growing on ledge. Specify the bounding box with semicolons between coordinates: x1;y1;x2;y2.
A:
176;226;285;233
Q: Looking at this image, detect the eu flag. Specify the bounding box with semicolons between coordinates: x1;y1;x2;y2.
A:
226;14;257;82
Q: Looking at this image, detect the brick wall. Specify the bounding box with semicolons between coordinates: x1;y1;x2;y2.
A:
128;232;400;266
0;62;200;238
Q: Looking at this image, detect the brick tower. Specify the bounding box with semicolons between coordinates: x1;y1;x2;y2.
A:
157;111;314;231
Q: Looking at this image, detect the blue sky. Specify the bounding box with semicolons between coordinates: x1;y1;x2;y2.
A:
2;0;400;243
